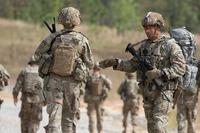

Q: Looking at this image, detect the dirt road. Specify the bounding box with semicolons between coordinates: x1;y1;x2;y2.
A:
0;88;177;133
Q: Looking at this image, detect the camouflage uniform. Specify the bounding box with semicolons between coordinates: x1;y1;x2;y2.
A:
12;63;44;133
34;7;93;133
176;90;198;133
176;60;200;133
84;64;112;133
0;64;10;108
118;73;140;133
99;12;185;133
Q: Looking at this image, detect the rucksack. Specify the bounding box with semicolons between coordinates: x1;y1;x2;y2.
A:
170;27;198;94
89;75;103;96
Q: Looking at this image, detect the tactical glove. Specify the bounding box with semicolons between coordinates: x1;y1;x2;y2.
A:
145;68;162;82
99;58;117;69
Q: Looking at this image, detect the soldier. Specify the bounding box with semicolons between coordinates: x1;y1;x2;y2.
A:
176;87;199;133
34;7;93;133
118;72;140;133
84;63;112;133
176;62;199;133
12;56;44;133
169;27;198;133
0;64;10;108
99;12;185;133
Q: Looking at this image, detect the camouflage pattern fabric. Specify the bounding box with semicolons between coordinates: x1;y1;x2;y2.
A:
34;21;93;133
13;65;43;133
20;102;43;133
176;60;199;133
118;78;140;133
177;90;198;133
0;64;10;108
112;36;185;133
84;74;111;133
0;64;10;90
44;75;84;133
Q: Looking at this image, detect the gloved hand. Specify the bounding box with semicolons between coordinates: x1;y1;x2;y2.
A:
99;58;117;69
145;68;162;82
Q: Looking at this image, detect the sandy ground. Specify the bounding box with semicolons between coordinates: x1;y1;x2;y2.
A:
0;86;183;133
0;95;147;133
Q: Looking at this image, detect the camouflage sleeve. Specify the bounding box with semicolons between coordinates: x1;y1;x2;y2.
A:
12;70;24;97
34;32;59;61
81;37;94;69
102;75;112;91
118;80;125;95
113;58;138;73
162;41;186;79
0;64;10;78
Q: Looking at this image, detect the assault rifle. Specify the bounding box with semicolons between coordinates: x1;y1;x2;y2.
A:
125;43;170;102
43;17;56;33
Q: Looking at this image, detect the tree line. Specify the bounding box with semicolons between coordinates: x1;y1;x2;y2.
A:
0;0;200;32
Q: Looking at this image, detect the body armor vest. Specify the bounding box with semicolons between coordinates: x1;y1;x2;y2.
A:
124;80;138;98
89;76;103;96
23;67;42;94
50;33;79;76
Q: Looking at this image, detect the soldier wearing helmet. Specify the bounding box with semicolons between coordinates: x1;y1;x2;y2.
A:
34;7;93;133
84;62;112;133
13;56;44;133
99;11;185;133
141;12;165;28
57;7;81;28
118;72;141;133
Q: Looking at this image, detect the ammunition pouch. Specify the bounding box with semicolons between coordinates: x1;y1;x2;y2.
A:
38;54;52;78
73;59;88;82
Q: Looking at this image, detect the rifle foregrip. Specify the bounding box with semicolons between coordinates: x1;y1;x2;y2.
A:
125;43;132;52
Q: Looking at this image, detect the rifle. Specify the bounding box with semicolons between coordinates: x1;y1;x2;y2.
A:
125;43;170;102
43;17;56;33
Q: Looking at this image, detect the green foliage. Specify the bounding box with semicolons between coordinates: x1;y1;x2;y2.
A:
109;0;141;31
1;0;200;32
0;0;62;22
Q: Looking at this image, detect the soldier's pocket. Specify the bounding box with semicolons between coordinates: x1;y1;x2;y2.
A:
73;60;87;82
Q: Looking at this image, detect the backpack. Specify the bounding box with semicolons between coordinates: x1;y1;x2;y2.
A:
170;27;198;94
23;66;43;94
122;79;138;99
89;75;103;96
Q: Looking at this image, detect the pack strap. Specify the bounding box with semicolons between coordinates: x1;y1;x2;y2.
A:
47;30;73;54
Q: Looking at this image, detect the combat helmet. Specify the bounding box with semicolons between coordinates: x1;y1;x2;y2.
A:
58;7;81;27
142;12;165;28
93;62;101;70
